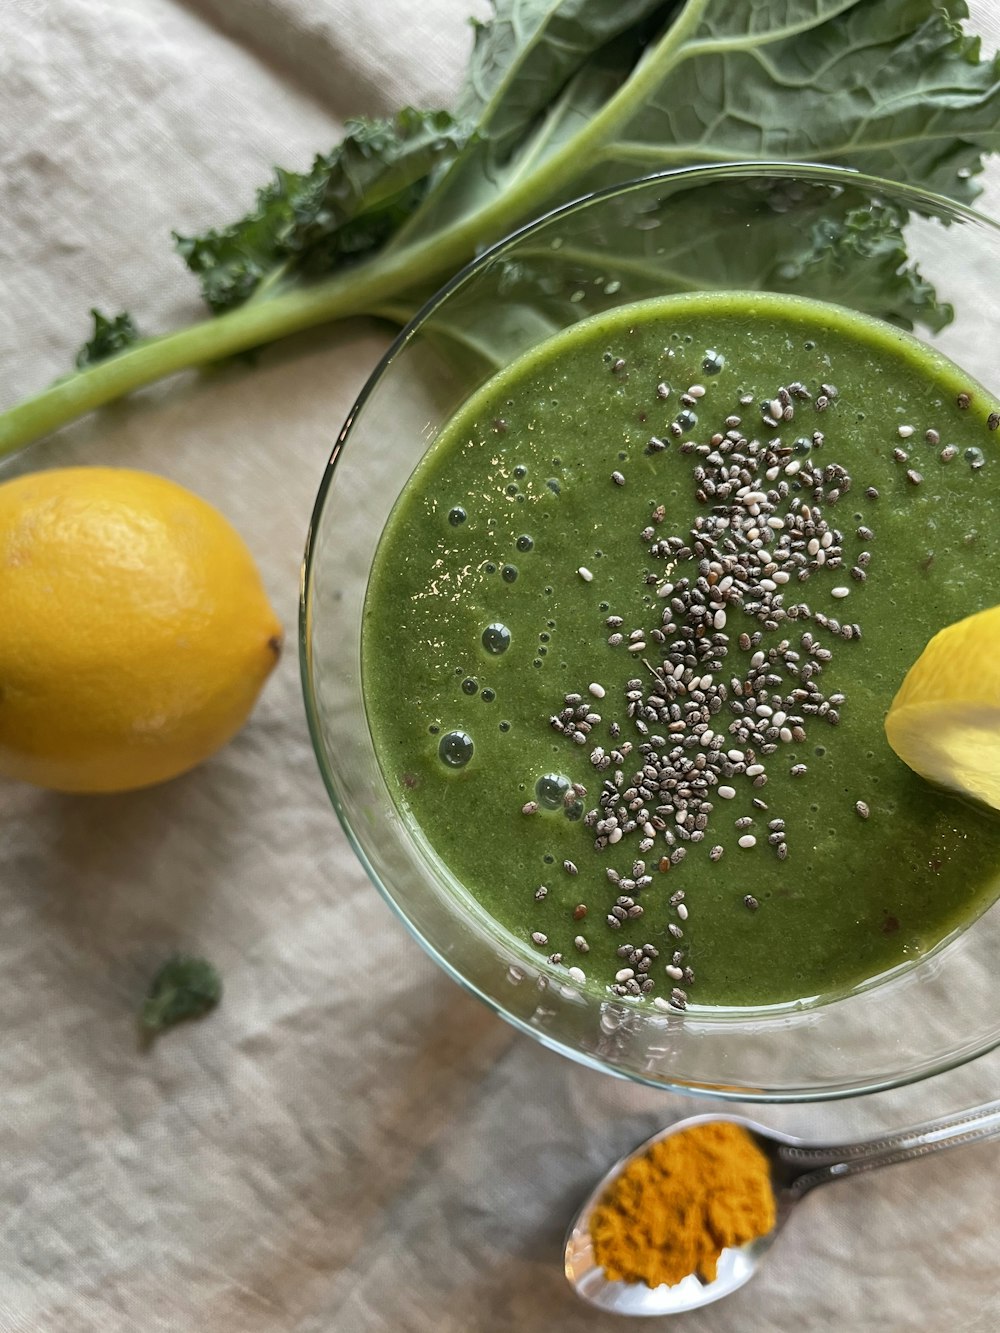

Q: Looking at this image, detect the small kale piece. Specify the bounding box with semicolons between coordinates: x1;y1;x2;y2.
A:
75;309;141;368
141;955;222;1038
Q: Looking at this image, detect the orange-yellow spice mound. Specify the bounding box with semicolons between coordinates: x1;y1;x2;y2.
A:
590;1121;777;1288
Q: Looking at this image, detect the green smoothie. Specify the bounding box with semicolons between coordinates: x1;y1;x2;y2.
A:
361;291;1000;1008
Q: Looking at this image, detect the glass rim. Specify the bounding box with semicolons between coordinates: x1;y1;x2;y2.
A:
300;160;1000;1102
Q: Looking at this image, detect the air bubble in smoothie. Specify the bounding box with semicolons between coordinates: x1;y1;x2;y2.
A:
482;623;512;654
535;772;571;809
702;349;725;375
439;731;474;768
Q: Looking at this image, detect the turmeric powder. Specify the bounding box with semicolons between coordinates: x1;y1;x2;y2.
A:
590;1121;776;1288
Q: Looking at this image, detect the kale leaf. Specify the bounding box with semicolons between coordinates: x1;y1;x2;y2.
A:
75;310;141;369
396;179;951;378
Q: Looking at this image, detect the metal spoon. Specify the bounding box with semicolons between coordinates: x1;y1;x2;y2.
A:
565;1098;1000;1316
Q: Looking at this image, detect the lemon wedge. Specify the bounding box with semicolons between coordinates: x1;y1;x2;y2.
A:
885;605;1000;810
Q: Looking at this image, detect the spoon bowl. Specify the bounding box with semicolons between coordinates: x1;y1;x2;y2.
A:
565;1100;1000;1316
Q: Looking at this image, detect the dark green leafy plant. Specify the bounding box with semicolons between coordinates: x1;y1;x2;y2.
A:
141;955;222;1039
1;0;997;456
75;310;142;369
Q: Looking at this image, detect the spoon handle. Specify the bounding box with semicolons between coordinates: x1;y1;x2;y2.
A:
776;1098;1000;1195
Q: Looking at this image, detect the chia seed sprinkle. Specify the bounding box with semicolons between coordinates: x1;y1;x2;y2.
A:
530;931;548;947
578;566;594;582
538;371;889;1001
567;966;586;984
744;895;759;911
957;392;972;410
855;800;870;819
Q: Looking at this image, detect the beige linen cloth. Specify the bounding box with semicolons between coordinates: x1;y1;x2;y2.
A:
2;2;1000;1329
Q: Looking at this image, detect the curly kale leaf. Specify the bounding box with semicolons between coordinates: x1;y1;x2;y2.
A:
75;310;141;369
174;109;471;313
788;201;953;333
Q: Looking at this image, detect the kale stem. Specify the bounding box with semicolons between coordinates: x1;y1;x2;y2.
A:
0;243;430;458
0;185;530;456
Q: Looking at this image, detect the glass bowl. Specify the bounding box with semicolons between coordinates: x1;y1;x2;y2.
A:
301;163;1000;1102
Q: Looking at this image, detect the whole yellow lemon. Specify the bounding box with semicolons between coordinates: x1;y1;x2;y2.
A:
0;466;282;793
